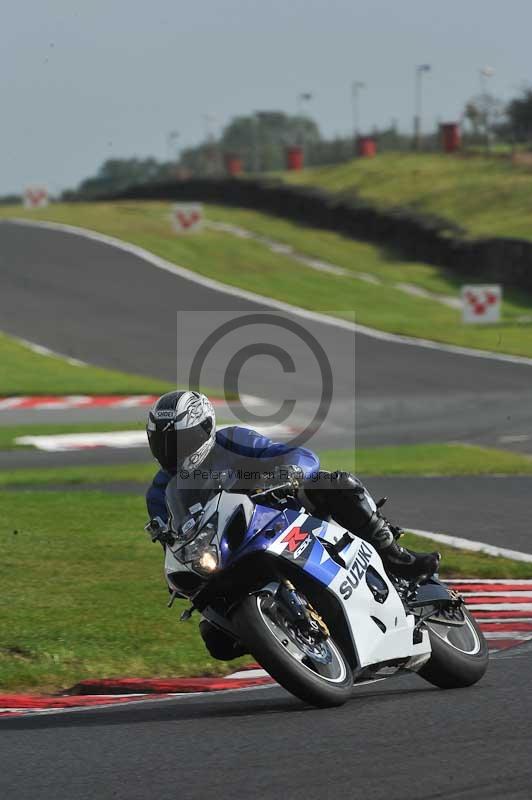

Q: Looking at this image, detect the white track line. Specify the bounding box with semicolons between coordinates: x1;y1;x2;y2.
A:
225;668;269;680
410;528;532;563
5;216;532;368
207;219;462;310
9;333;88;366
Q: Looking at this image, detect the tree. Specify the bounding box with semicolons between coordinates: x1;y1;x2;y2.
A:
77;158;175;197
463;100;484;139
0;193;22;205
463;93;505;145
178;111;322;174
180;142;222;176
221;111;321;171
506;87;532;141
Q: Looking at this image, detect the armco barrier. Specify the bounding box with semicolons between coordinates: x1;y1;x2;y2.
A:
96;178;532;292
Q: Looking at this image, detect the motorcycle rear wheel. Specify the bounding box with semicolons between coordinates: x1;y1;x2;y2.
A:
233;589;353;708
418;605;489;689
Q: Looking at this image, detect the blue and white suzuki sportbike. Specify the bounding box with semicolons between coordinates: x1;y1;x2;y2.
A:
149;474;488;708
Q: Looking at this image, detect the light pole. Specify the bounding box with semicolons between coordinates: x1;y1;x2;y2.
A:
166;130;180;162
251;112;260;174
203;113;217;142
479;66;495;151
352;81;365;149
297;92;313;151
298;92;313;117
414;64;431;150
479;65;495;95
203;113;219;175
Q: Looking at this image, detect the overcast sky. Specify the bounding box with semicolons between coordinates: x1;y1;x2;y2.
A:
2;0;530;194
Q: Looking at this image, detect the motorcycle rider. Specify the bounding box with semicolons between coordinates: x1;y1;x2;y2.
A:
146;390;440;659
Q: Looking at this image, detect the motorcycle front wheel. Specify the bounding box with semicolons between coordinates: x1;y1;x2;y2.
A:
418;605;489;689
233;588;353;708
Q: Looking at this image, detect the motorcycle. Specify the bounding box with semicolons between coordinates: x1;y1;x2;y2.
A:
147;473;488;708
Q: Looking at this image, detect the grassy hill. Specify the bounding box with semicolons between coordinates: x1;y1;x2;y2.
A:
283;153;532;241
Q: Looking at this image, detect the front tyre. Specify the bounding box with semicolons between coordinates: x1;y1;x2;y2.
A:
418;605;488;689
233;591;353;708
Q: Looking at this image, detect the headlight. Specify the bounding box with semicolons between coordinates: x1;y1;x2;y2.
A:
194;546;219;575
179;514;219;575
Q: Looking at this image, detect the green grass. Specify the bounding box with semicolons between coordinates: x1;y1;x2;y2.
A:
0;331;173;396
0;461;156;487
322;443;532;476
0;489;529;693
1;443;531;488
283;152;532;241
208;204;472;297
0;491;250;693
2;201;532;359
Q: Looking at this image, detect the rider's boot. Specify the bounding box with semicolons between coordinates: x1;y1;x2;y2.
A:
298;471;440;581
199;619;247;661
361;513;441;581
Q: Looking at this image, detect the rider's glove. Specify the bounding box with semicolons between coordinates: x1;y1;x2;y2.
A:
144;516;173;545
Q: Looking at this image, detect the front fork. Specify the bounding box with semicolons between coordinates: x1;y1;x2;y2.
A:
262;579;330;640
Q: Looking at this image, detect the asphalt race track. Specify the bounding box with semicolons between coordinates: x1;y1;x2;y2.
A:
2;219;532;799
1;647;531;800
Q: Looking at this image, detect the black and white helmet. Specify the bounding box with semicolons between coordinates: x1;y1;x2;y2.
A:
146;391;216;474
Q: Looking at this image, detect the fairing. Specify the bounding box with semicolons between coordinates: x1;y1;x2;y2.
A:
164;492;431;672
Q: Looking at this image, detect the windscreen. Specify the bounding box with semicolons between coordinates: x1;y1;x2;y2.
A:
165;473;221;538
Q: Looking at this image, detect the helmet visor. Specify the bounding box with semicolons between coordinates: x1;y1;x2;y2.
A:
174;418;213;460
149;417;214;473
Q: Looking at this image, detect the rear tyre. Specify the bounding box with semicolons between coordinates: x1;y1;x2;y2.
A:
418;606;489;689
233;591;353;708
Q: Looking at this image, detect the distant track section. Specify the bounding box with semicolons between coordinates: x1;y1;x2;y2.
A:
2;218;532;452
